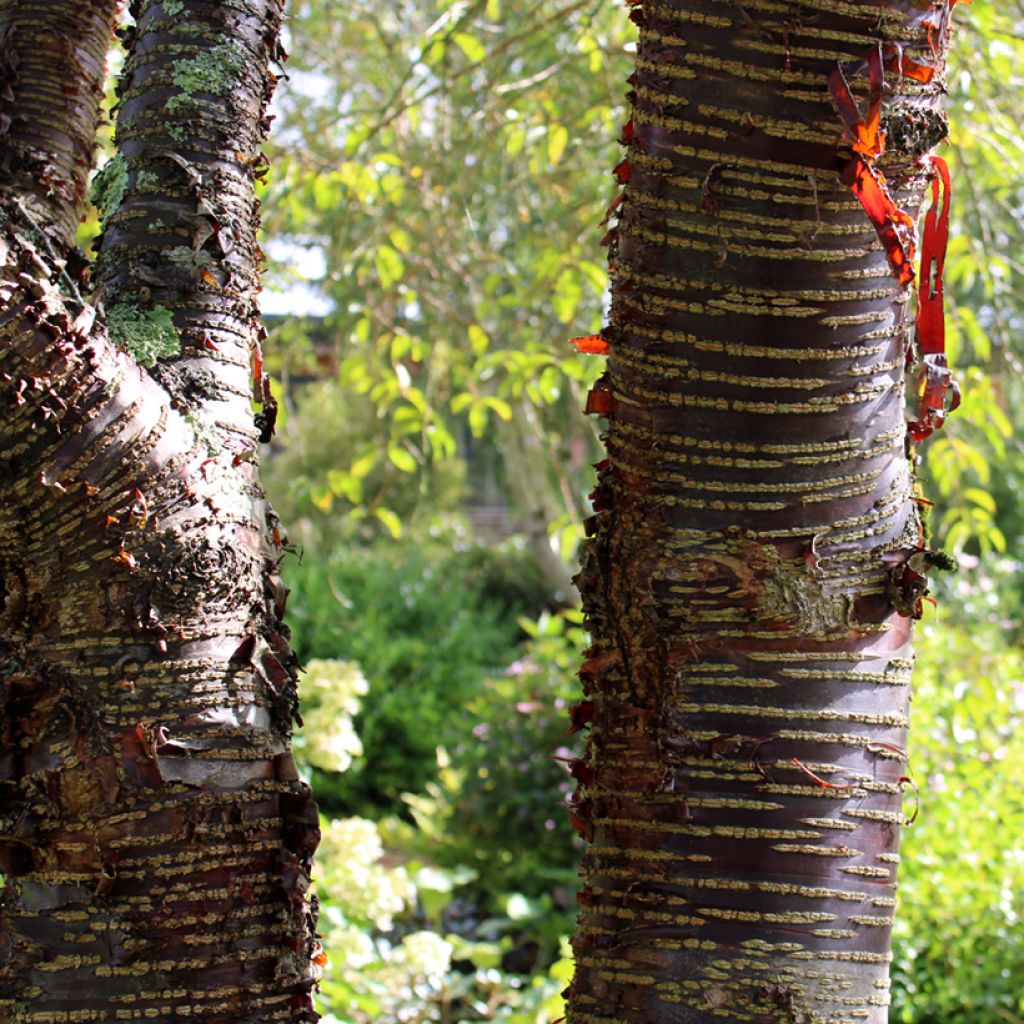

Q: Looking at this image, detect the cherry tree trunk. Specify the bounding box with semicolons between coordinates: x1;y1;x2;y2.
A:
0;2;320;1022
567;2;958;1022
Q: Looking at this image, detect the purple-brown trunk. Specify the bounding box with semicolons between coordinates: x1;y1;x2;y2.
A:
0;2;319;1022
567;3;958;1022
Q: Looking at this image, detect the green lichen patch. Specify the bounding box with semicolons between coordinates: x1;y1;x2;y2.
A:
135;170;161;192
89;154;128;222
162;0;186;15
106;300;181;368
166;44;245;114
167;245;213;268
185;411;222;456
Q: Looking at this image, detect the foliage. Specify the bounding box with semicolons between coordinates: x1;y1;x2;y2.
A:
261;378;467;545
315;825;573;1024
284;536;547;815
889;566;1024;1023
403;610;585;905
262;0;629;554
921;2;1024;556
297;650;571;1024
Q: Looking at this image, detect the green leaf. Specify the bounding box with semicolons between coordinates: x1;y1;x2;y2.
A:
468;402;488;438
373;507;403;539
374;245;405;289
388;227;411;254
482;396;512;421
468;324;490;355
388;445;417;473
350;450;378;479
547;124;569;165
454;32;486;62
964;487;996;514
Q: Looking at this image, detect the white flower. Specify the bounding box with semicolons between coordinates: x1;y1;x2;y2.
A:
395;931;454;978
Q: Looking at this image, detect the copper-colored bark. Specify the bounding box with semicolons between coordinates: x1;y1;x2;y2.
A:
567;2;958;1021
0;2;319;1022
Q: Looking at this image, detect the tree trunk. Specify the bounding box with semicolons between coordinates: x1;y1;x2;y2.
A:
0;3;320;1022
567;3;958;1022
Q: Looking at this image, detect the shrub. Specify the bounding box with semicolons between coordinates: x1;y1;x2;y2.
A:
285;538;544;816
403;611;586;908
890;603;1024;1023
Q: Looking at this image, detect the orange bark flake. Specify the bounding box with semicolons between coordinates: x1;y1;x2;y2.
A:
885;48;937;83
585;387;614;416
909;157;959;443
571;334;610;355
917;156;951;356
841;157;916;286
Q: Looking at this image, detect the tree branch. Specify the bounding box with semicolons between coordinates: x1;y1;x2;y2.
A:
92;0;286;450
0;0;119;252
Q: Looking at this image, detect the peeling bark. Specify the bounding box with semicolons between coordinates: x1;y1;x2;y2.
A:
0;3;319;1022
567;2;959;1022
0;0;116;249
92;0;286;448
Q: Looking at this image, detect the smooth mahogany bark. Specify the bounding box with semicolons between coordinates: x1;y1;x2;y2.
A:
566;3;958;1022
0;2;319;1022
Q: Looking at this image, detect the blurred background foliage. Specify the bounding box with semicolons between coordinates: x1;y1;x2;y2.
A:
227;0;1024;1020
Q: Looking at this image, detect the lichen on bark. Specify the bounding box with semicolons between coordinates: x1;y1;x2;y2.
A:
105;298;181;366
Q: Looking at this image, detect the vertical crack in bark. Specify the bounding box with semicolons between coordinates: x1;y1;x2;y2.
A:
567;2;958;1022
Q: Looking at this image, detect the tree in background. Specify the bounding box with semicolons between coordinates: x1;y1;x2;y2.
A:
564;2;965;1022
0;2;319;1020
260;0;633;595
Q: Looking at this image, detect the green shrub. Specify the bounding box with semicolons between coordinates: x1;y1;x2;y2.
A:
295;657;570;1024
285;538;544;816
890;573;1024;1023
403;611;585;911
261;379;467;548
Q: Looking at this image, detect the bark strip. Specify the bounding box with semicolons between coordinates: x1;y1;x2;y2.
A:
567;2;957;1022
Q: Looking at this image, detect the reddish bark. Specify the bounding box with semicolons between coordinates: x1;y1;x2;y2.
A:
0;3;319;1022
566;2;961;1021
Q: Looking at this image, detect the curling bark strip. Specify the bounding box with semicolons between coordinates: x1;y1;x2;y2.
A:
0;3;320;1022
567;2;959;1021
908;155;958;442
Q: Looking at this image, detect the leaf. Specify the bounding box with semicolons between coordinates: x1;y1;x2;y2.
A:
350;450;377;479
374;507;403;539
388;227;411;254
547;124;569;165
453;32;486;62
468;324;490;355
374;245;405;289
387;445;417;473
469;402;488;438
505;126;526;156
482;396;512;421
964;487;996;514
